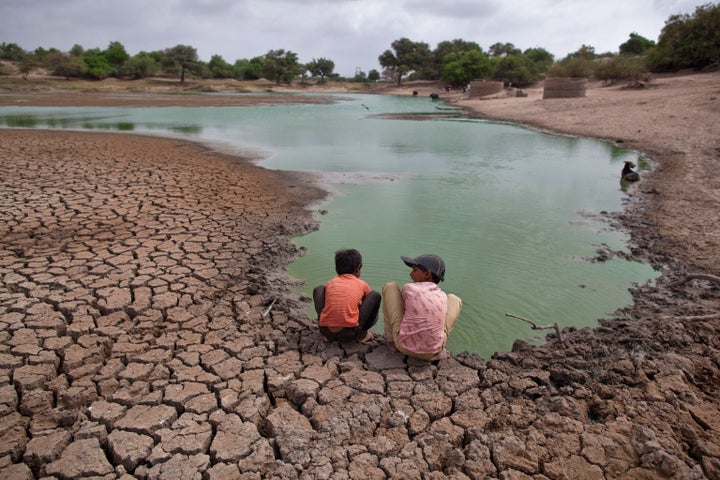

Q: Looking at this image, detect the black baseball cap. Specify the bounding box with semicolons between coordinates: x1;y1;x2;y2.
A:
401;254;446;282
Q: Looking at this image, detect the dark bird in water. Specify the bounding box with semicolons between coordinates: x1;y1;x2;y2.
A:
361;104;369;110
621;161;640;182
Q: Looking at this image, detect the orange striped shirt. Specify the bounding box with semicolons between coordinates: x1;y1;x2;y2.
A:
319;274;371;328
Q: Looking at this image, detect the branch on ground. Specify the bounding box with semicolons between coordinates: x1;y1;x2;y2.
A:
669;273;720;288
505;313;565;345
261;298;277;318
680;313;720;321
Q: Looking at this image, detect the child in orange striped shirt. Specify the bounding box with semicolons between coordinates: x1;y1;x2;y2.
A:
313;249;381;343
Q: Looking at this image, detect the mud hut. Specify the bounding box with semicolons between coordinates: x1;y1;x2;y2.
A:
468;80;504;98
543;77;587;99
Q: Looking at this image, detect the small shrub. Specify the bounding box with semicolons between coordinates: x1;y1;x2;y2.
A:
548;57;595;78
595;56;648;84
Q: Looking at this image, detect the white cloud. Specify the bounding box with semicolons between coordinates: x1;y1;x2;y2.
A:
0;0;707;76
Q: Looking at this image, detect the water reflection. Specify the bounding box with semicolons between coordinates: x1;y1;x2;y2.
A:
169;125;203;134
4;115;36;127
0;112;204;135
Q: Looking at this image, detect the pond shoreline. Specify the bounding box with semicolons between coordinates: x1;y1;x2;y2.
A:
1;72;718;478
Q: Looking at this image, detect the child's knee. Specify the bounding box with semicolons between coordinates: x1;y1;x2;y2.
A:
382;282;399;295
367;290;381;301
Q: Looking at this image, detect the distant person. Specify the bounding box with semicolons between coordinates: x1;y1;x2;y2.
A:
313;249;381;343
382;254;462;361
621;160;640;182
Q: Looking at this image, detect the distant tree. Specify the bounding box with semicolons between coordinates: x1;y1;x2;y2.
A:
441;49;492;85
33;47;57;61
163;44;198;83
566;44;597;60
548;56;595;78
549;44;598;78
491;55;534;86
208;54;234;78
378;37;431;85
367;69;381;82
0;42;25;61
262;49;302;84
619;33;656;55
434;39;483;61
193;61;211;79
432;39;483;79
306;57;335;83
489;42;522;57
44;51;87;79
234;56;264;80
146;50;164;65
648;3;720;71
352;69;367;82
523;47;554;76
104;41;129;74
120;52;158;79
81;48;112;79
594;55;648;84
19;54;40;79
69;44;85;57
683;3;720;68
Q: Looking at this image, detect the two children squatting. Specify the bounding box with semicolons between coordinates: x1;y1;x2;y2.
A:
313;249;462;361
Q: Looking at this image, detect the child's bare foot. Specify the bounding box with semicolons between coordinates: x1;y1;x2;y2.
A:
431;348;451;361
357;330;375;343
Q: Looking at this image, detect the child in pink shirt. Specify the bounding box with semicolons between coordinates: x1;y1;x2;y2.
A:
383;254;462;360
313;249;381;343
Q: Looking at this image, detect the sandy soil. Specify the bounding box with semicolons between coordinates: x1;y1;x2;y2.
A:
1;73;719;478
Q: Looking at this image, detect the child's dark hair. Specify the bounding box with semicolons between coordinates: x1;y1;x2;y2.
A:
417;265;440;284
416;265;441;284
335;249;362;275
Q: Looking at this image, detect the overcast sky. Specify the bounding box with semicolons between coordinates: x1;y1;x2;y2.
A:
1;0;703;77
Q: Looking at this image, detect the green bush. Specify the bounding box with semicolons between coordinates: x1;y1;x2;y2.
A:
547;57;595;78
83;55;113;79
44;52;87;79
120;54;158;79
491;55;533;87
594;56;648;83
648;3;720;71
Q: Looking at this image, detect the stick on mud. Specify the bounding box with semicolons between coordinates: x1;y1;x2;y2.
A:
668;273;720;289
261;298;277;318
505;313;565;345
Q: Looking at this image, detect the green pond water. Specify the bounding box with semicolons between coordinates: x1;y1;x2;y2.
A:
0;93;657;358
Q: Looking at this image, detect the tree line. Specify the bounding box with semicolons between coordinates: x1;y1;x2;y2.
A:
0;41;359;86
1;3;717;87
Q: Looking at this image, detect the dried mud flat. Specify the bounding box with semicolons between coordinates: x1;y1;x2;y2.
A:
0;73;719;479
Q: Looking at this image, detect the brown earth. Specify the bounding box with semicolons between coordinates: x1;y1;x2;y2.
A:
0;73;719;479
